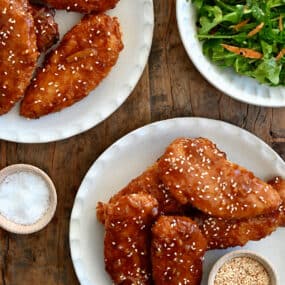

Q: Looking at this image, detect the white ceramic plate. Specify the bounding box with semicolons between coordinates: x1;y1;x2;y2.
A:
0;0;154;143
176;0;285;107
70;117;285;285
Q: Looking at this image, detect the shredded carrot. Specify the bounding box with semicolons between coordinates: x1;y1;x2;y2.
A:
276;48;285;60
221;44;263;59
279;15;283;32
232;19;250;31
247;22;264;37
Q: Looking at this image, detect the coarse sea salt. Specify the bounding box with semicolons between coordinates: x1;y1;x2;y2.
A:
0;171;50;225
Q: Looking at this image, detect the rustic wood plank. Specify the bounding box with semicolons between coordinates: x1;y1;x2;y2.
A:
105;66;151;144
165;1;193;117
149;0;173;121
272;108;285;139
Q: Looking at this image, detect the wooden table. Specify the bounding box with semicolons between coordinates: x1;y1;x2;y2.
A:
0;1;284;284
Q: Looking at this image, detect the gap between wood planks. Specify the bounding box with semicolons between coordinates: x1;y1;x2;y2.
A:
272;137;285;143
1;235;9;285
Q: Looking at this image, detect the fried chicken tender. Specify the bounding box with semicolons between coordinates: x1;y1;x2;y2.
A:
104;194;158;285
158;138;282;219
96;201;107;224
151;216;207;285
20;13;123;118
193;210;282;250
41;0;120;14
268;176;285;226
96;163;186;224
30;4;59;52
0;0;39;115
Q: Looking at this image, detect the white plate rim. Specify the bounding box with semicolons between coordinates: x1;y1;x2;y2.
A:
0;0;154;143
176;0;285;107
69;117;285;285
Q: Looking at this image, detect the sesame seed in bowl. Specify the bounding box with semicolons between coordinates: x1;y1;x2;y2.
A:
208;250;278;285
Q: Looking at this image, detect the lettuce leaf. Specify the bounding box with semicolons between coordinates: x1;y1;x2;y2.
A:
194;0;285;85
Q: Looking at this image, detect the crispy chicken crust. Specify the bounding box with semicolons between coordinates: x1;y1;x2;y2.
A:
96;163;187;224
193;210;282;250
268;176;285;226
158;138;282;219
41;0;120;14
20;13;123;118
96;201;107;224
0;0;39;115
151;216;207;285
104;194;158;285
98;139;285;284
30;4;59;52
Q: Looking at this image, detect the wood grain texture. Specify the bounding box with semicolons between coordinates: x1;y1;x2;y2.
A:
0;0;284;284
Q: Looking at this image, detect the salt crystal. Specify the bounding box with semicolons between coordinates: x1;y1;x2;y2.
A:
0;171;50;225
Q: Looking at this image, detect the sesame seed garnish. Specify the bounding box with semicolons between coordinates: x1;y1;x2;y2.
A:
158;138;281;219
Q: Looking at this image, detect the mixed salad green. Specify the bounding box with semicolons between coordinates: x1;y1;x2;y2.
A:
192;0;285;85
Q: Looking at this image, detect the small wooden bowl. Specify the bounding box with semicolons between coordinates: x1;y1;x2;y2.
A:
208;250;278;285
0;164;57;234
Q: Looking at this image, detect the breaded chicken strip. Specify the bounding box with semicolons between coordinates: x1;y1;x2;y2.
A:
104;194;158;285
96;202;107;224
30;4;59;52
0;0;39;115
41;0;119;14
151;216;207;285
21;13;123;118
96;163;187;224
158;138;281;219
268;176;285;226
193;210;282;250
